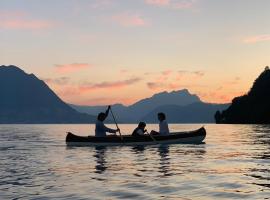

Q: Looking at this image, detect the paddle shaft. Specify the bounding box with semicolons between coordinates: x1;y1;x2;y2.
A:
109;107;123;139
146;131;157;143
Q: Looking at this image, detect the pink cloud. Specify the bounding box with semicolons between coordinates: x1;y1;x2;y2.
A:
145;0;170;6
111;13;147;27
0;11;55;30
79;77;142;92
145;0;195;9
0;11;26;18
173;0;195;9
243;34;270;44
54;63;91;73
147;69;205;90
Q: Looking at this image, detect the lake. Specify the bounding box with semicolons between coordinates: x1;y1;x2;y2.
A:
0;124;269;200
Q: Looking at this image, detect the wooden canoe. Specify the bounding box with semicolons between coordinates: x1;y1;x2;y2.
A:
66;127;206;146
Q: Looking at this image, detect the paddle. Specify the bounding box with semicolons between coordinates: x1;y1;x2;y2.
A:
109;106;123;140
146;131;157;143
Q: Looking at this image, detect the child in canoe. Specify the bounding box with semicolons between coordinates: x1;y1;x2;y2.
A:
150;112;170;135
132;122;147;136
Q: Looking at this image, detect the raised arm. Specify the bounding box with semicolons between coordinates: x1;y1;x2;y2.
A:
104;105;111;119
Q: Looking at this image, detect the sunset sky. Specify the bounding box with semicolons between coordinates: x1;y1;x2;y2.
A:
1;0;270;105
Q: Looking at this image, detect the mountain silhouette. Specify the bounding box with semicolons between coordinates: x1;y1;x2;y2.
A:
215;66;270;124
71;90;229;123
142;102;229;123
0;65;95;123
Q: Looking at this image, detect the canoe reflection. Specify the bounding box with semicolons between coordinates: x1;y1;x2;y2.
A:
94;146;107;174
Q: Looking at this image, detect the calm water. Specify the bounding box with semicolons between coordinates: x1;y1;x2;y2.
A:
0;124;269;200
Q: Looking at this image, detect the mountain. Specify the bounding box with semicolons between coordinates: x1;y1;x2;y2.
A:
142;102;229;123
71;90;229;123
126;89;200;121
215;66;270;124
0;65;96;123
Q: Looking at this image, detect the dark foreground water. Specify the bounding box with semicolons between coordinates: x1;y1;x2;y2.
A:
0;124;269;200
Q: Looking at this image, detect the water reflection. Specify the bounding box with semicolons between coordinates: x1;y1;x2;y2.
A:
94;146;107;174
132;145;146;153
158;145;172;177
245;125;270;189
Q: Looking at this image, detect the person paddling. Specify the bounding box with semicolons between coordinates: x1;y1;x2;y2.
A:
95;105;120;137
150;112;170;136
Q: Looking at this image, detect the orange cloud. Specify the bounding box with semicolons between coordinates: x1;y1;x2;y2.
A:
0;11;54;30
80;97;134;106
176;70;204;80
54;63;91;73
111;13;147;27
147;82;166;90
161;70;172;76
147;69;205;90
79;77;142;92
193;71;205;77
243;34;270;44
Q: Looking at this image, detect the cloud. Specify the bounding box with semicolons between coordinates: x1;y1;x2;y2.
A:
147;82;166;90
145;0;170;6
111;13;147;27
54;63;91;73
176;70;204;80
79;77;142;92
0;10;55;30
147;69;205;90
81;97;134;106
147;81;183;90
43;77;70;85
161;70;172;76
243;34;270;44
145;0;195;9
90;0;113;9
193;71;205;77
120;69;129;74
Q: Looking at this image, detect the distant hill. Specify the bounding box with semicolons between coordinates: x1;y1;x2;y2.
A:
0;65;96;123
71;90;229;123
215;66;270;124
142;102;229;123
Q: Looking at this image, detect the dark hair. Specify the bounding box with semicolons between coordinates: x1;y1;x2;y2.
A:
138;122;146;128
97;112;106;121
158;112;166;120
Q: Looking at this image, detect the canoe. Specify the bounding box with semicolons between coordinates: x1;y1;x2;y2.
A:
65;127;206;146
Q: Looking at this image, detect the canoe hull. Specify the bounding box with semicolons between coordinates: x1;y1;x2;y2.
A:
66;127;206;146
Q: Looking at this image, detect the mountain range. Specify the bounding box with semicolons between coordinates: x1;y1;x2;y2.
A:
70;89;229;123
0;65;229;124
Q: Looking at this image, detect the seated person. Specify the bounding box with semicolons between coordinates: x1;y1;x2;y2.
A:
95;105;120;137
132;122;147;136
150;112;170;136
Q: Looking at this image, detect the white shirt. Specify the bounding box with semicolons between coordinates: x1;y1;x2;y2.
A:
95;120;116;137
159;120;169;135
136;129;144;135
